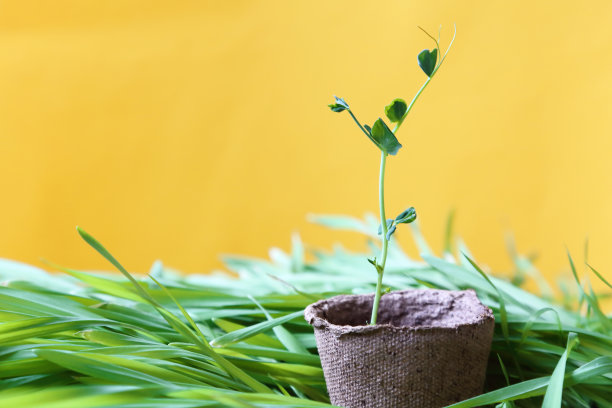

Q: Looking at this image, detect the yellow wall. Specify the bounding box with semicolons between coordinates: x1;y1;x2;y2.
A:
1;1;611;293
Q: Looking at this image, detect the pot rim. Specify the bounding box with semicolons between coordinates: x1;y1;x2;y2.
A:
304;288;494;336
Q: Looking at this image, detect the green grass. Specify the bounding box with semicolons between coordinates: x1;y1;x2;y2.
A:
0;215;610;407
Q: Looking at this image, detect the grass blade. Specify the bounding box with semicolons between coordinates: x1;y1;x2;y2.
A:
542;332;579;407
249;295;310;354
586;263;612;290
211;311;305;348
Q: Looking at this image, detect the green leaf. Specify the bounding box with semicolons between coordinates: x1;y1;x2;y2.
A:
328;96;349;112
249;296;310;355
76;227;159;307
210;311;304;348
370;118;402;155
3;212;612;408
385;224;397;241
76;227;272;393
384;98;407;123
308;213;378;237
227;344;320;366
567;251;612;331
586;263;612;290
212;318;283;348
497;354;511;386
367;257;383;274
443;209;456;254
418;48;438;77
519;307;564;347
542;332;579;408
36;350;204;387
377;219;394;235
395;207;416;224
377;218;401;240
462;255;510;343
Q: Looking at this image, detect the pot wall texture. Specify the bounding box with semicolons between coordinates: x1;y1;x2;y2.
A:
305;289;495;408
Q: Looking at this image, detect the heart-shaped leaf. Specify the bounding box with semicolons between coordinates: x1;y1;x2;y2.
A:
395;207;417;224
370;118;402;155
328;96;349;112
385;98;407;123
418;48;438;77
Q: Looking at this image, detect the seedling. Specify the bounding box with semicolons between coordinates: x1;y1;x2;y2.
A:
328;25;456;325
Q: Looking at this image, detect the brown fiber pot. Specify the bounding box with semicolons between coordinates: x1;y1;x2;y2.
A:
304;289;495;408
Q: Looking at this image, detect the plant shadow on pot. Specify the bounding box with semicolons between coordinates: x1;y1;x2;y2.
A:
305;289;495;408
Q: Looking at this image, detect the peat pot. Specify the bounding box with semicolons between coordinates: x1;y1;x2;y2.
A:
304;289;495;408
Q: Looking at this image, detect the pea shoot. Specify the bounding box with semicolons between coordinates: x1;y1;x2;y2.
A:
328;25;456;324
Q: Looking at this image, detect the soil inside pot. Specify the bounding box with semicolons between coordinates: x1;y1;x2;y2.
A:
320;289;489;328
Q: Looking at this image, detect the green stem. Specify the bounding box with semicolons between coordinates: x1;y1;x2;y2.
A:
393;24;456;135
347;109;371;139
370;151;389;325
393;76;431;134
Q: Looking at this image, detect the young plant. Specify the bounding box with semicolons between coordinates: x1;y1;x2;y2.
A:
328;25;456;325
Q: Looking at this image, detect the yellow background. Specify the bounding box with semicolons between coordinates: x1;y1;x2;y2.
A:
1;1;611;293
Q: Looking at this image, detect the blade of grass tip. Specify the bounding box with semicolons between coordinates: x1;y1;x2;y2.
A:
248;295;310;354
463;254;509;341
148;275;214;341
567;249;586;311
155;305;273;393
445;376;551;407
265;273;321;301
276;383;291;397
565;388;593;408
497;354;511;386
587;281;612;332
35;349;182;387
567;250;611;331
457;239;474;269
210;310;305;348
583;237;589;270
558;279;574;311
76;227;159;307
505;232;526;288
42;260;144;303
76;229;219;342
212;319;284;349
463;253;524;380
291;232;304;273
290;385;308;400
577;389;612;408
410;220;434;256
519;307;564;347
586;263;612;291
0;317;123;344
443;209;455;257
77;227;271;393
542;332;579;408
413;278;437;289
148;289;274;393
306;213;377;237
